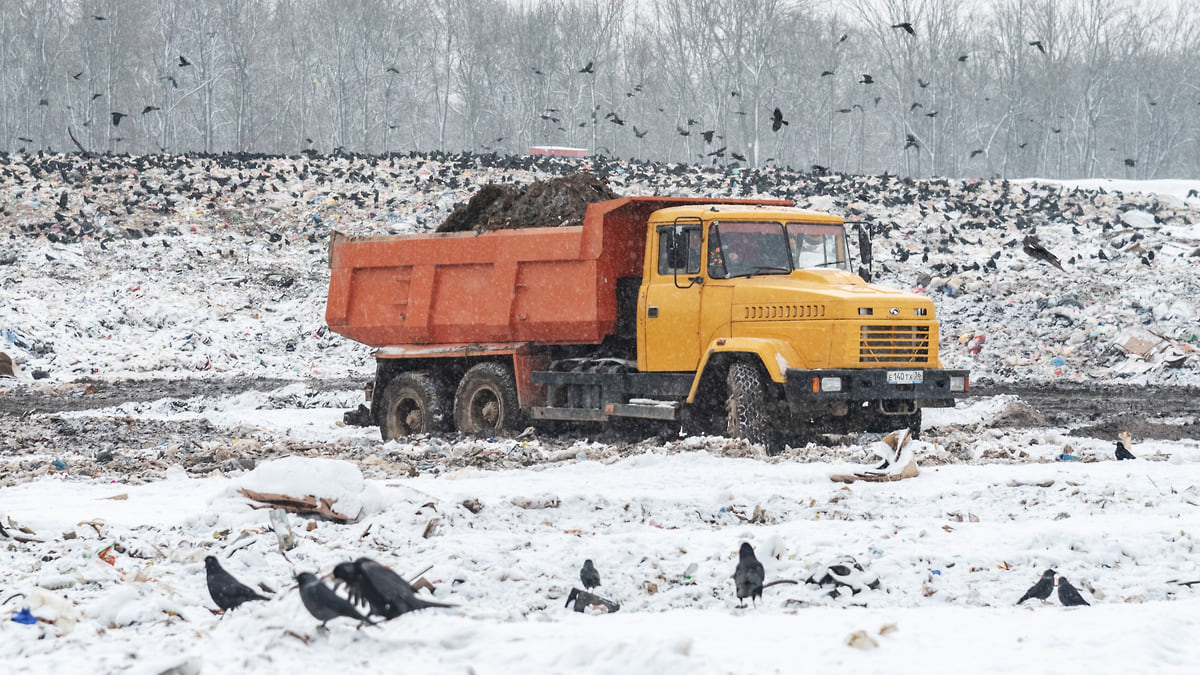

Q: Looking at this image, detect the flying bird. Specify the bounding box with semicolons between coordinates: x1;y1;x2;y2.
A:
633;125;648;139
385;66;399;74
837;33;849;43
904;133;920;150
1017;569;1056;604
110;111;128;127
297;572;374;628
204;556;268;612
892;22;915;35
918;78;930;88
1124;158;1136;168
178;55;191;67
580;560;601;591
1029;40;1046;54
970;149;985;158
820;70;835;77
141;105;160;114
859;74;874;84
734;542;765;607
332;558;452;620
730;151;746;162
701;130;715;144
1115;431;1135;460
1057;576;1090;607
1022;234;1065;271
958;54;969;62
578;61;594;74
771;107;788;132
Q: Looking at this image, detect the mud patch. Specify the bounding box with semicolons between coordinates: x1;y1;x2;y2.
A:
1069;415;1200;442
436;172;619;232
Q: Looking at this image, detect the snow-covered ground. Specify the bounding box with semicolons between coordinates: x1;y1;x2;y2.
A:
3;395;1200;673
2;154;1199;672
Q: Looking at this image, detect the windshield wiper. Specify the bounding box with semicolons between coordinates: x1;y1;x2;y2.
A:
729;265;791;278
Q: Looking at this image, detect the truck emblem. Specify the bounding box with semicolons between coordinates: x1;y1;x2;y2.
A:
889;307;900;315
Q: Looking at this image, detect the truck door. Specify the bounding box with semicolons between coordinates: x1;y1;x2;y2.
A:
640;224;703;371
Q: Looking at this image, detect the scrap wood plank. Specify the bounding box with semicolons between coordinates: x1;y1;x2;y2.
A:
237;488;355;523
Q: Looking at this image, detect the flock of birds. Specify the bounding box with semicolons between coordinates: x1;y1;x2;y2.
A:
204;541;1095;630
204;555;451;629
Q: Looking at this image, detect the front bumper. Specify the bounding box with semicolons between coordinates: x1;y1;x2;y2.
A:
783;368;969;408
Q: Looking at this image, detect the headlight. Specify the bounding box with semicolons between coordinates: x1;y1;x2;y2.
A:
950;375;968;392
820;377;843;392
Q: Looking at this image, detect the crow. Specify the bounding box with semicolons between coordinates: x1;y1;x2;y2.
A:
178;55;191;67
820;70;835;77
1115;431;1135;460
332;558;452;620
141;105;160;114
1057;576;1090;607
859;74;874;84
904;133;920;150
297;572;374;628
892;22;915;35
580;559;601;591
918;78;930;88
205;555;268;612
1016;569;1056;604
1022;235;1065;271
701;130;715;144
1124;158;1136;168
771;107;788;132
578;61;594;74
734;542;765;608
970;149;985;158
1029;40;1046;54
110;111;128;127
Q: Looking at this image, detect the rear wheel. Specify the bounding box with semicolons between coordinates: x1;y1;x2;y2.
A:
377;372;449;440
454;362;522;434
726;361;779;454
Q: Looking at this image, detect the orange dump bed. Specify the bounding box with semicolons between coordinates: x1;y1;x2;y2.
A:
325;196;788;348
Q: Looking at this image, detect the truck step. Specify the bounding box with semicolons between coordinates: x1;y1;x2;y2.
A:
528;400;680;422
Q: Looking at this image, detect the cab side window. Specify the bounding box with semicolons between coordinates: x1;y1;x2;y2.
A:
657;226;702;275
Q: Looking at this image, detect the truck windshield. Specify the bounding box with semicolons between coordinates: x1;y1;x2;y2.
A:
787;222;849;270
707;221;791;278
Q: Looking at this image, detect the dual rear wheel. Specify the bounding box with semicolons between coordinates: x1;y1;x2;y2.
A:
377;362;521;441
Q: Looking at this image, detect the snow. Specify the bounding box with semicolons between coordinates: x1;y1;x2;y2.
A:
2;155;1200;671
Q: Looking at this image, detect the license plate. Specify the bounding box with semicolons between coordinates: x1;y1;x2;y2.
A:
887;370;923;384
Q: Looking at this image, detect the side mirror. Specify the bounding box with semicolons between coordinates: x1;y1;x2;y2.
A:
856;223;873;282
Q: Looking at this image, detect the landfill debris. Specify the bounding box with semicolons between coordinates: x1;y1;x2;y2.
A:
436;172;619;233
830;429;919;483
806;556;881;597
564;587;620;614
238;488;356;524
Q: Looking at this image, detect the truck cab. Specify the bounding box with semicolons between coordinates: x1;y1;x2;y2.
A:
638;204;966;445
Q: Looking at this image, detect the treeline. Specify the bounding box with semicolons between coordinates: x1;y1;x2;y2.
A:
2;0;1197;179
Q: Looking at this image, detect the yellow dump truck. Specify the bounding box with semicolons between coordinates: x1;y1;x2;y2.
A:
326;196;968;453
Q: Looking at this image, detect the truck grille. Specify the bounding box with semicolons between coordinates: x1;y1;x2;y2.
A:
859;324;930;363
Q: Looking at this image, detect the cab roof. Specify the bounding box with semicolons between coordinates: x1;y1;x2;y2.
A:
648;203;844;224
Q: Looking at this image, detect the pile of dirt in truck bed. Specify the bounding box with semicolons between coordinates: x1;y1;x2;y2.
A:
436;171;620;232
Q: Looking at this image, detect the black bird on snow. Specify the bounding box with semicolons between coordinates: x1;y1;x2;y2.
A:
578;61;594;74
734;542;765;608
110;111;128;127
178;55;191;67
1022;235;1065;271
1115;431;1135;460
1057;576;1091;607
332;558;452;620
892;22;915;35
1016;568;1056;604
1029;40;1046;54
297;572;374;628
580;559;601;591
771;107;788;132
205;555;268;612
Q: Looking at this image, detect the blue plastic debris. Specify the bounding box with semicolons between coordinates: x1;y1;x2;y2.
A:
1057;453;1078;461
52;458;68;471
11;607;36;625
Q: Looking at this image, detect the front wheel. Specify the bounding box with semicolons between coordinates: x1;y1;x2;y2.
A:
726;361;779;454
376;372;449;440
454;362;522;434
